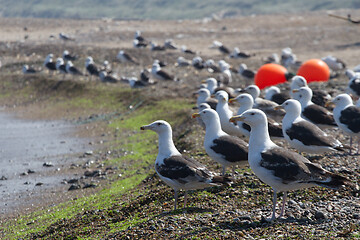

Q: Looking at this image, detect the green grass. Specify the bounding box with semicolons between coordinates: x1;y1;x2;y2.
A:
0;81;194;238
0;0;359;20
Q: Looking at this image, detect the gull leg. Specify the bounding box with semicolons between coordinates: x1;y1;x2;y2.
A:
222;166;226;176
174;190;178;210
268;191;277;221
232;165;236;175
278;191;287;219
184;191;188;209
350;137;353;155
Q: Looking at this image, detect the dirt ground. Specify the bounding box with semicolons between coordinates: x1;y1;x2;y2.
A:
0;8;360;238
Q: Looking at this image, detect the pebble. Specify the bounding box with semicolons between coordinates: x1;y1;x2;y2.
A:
315;211;326;220
35;182;43;186
0;176;7;180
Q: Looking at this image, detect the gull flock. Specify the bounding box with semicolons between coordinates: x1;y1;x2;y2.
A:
19;30;360;221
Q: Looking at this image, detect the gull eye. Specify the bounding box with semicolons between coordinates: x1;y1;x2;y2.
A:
157;123;161;126
299;94;302;98
250;113;255;115
285;103;288;105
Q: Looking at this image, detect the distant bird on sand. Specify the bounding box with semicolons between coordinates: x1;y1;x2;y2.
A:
66;61;83;76
151;63;174;81
22;64;38;74
164;39;178;50
62;50;77;61
150;42;166;51
43;54;57;73
181;45;196;55
117;50;139;64
59;32;75;41
56;58;67;77
321;55;346;72
230;47;254;59
210;40;230;55
99;71;119;83
85;56;100;80
133;39;147;48
140;120;232;210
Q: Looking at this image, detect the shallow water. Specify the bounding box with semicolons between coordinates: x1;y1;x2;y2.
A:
0;112;91;215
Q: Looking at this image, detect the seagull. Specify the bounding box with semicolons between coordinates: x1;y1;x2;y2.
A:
140;120;232;210
59;32;75;41
322;55;346;72
164;39;178;50
218;60;232;85
150;42;166;51
99;71;119;83
127;77;148;88
134;30;147;43
230;93;283;139
346;75;360;98
62;50;77;61
230;47;254;59
43;54;57;73
290;75;332;107
192;109;248;175
133;39;147;48
196;88;218;110
265;86;291;105
230;109;351;221
196;103;212;129
85;56;100;80
327;94;360;154
22;65;38;74
292;87;336;126
214;91;248;138
66;61;83;76
275;99;348;154
175;56;191;67
210;40;230;55
117;50;139;64
56;58;67;78
181;45;196;55
262;53;280;64
238;63;256;84
151;63;174;81
100;60;112;74
204;59;221;73
192;56;204;70
243;85;285;117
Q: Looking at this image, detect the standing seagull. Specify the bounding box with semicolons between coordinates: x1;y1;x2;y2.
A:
192;109;248;176
265;86;290;105
43;54;57;73
85;56;99;80
275;99;348;154
151;63;174;81
327;94;360;154
66;61;83;76
59;32;75;41
230;109;351;221
290;75;331;107
196;88;217;110
22;65;38;74
116;50;139;64
56;58;67;78
346;75;360;98
230;93;283;139
214;91;248;139
62;50;77;61
292;87;336;126
140;120;232;210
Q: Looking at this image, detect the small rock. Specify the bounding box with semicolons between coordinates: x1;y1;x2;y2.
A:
83;183;97;189
27;169;35;174
149;225;156;231
43;162;54;167
67;178;79;184
24;181;31;185
68;184;81;191
0;176;7;180
20;172;28;176
85;150;93;155
35;182;43;186
84;169;102;177
314;211;326;220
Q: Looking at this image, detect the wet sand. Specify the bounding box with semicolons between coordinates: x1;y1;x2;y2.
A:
0;111;92;216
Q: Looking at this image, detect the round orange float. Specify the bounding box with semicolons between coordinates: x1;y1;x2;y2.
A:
254;63;289;90
297;59;330;83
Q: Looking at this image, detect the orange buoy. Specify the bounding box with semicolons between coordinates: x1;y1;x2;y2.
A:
297;59;330;83
255;63;288;90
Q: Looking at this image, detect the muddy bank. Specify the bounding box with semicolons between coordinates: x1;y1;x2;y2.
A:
0;111;92;217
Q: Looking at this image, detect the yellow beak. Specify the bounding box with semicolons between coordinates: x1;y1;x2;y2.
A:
229;115;245;123
274;105;283;110
201;79;207;83
229;98;236;103
325;101;334;108
292;89;299;93
192;113;200;119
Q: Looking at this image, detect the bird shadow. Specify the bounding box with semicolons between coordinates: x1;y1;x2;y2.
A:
157;207;215;217
336;42;360;49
